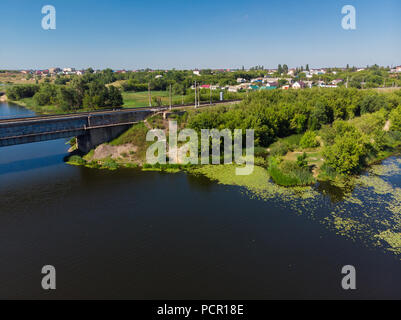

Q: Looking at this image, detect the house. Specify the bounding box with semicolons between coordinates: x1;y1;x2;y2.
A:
260;86;277;90
49;67;61;74
304;81;313;88
201;84;210;89
251;78;263;83
282;85;290;90
193;70;201;76
266;81;279;87
228;86;239;93
237;78;246;83
331;79;343;85
396;66;401;73
155;75;163;79
292;81;306;89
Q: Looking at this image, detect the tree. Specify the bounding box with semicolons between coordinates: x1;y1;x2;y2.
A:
309;100;332;130
358;93;388;114
300;131;320;148
108;86;123;107
390;105;401;132
324;130;366;174
57;86;78;111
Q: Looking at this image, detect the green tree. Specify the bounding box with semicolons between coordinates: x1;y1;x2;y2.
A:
324;130;366;174
390;105;401;131
108;86;123;107
300;131;320;148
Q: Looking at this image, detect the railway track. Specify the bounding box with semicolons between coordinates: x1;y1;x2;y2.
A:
0;99;241;124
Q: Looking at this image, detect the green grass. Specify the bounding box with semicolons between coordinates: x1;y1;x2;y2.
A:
279;134;304;148
122;91;183;108
11;97;60;114
67;155;86;166
268;157;315;187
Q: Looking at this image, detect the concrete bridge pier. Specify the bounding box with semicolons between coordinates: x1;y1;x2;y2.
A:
77;125;132;153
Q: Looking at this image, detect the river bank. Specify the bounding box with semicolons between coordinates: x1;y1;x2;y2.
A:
68;146;401;258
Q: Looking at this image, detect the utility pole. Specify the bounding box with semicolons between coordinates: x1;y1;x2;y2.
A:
194;81;197;108
210;85;212;105
197;84;201;107
148;82;152;107
169;84;172;110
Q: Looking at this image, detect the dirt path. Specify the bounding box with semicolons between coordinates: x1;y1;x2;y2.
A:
384;120;391;132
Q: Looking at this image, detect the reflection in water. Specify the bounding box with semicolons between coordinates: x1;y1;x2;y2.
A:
314;180;353;203
0;154;67;175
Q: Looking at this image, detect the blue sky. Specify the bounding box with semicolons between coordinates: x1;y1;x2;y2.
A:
0;0;400;69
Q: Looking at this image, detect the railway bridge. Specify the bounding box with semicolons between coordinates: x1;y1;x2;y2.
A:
0;100;241;153
0;108;155;153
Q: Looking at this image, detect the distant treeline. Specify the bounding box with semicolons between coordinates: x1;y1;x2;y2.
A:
6;70;123;111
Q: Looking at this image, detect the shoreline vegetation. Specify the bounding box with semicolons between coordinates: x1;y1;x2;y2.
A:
66;88;401;190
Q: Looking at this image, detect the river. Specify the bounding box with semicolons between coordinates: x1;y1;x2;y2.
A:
0;101;400;299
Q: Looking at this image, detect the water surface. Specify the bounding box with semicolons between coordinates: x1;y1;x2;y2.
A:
0;102;400;299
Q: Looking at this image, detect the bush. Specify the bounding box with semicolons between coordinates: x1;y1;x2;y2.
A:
296;152;308;167
102;158;119;170
300;131;320;149
68;155;86;165
254;146;268;158
269;141;289;157
390;105;401;132
6;84;39;100
323;130;366;175
268;157;314;187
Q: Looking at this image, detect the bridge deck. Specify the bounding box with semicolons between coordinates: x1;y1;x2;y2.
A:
0;100;241;148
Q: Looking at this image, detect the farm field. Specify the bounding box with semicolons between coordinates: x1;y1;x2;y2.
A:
122;91;183;108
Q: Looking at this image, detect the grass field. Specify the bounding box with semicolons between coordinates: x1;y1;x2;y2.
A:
122;91;183;108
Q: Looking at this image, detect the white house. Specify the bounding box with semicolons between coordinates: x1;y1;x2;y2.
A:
228;86;239;93
193;70;201;76
292;81;306;89
331;79;343;85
